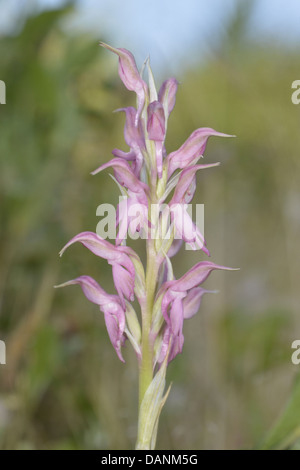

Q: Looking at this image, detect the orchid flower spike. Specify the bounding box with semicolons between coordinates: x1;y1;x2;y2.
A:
57;42;236;451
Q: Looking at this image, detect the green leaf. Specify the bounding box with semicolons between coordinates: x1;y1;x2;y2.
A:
136;358;171;450
261;375;300;450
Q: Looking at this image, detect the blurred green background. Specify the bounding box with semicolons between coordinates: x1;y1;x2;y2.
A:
0;0;300;450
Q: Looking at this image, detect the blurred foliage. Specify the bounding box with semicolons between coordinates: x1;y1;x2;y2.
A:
0;3;300;450
261;374;300;449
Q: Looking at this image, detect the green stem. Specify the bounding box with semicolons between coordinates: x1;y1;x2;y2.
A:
138;238;158;406
136;147;165;449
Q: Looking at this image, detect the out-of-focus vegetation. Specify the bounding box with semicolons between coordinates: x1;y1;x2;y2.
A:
0;3;300;450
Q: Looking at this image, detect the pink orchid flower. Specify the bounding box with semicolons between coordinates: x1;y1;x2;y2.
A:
112;106;146;177
100;42;148;123
167;127;234;177
168;163;220;253
157;262;236;363
59;231;135;307
55;276;126;362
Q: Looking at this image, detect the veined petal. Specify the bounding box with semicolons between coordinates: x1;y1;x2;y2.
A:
170;204;209;255
161;289;186;326
155;141;165;179
59;231;125;263
60;231;119;260
112;148;136;161
167;127;234;177
160;170;183;203
157;325;171;364
170;163;220;205
147;101;165;142
115;106;145;150
54;275;116;306
158;78;178;120
167;239;183;258
163;253;175;282
169;331;184;362
112;263;135;306
157;325;184;365
102;298;126;362
59;231;136;300
116;196;149;245
172;261;238;292
171;204;197;243
116;197;131;245
183;287;215;319
128;201;149;234
55;275;126;363
112;148;144;178
169;297;184;336
100;42;148;123
103;308;126;363
91;158;149;201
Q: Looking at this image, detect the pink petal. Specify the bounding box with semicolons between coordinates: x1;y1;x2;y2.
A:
169;297;184;336
116;196;149;245
167;127;234;177
116;198;131;245
55;275;115;306
183;287;212;319
167;239;183;258
112;263;135;306
169;331;184;362
155;141;165;179
147;101;165;142
157;325;171;364
100;43;148;123
173;261;237;292
170;163;220;205
115;106;145;150
170;204;209;255
157;325;184;364
55;275;126;362
103;309;126;363
91;158;149;202
161;289;186;327
158;78;178;119
59;231;123;263
112;148;136;160
59;231;136;297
